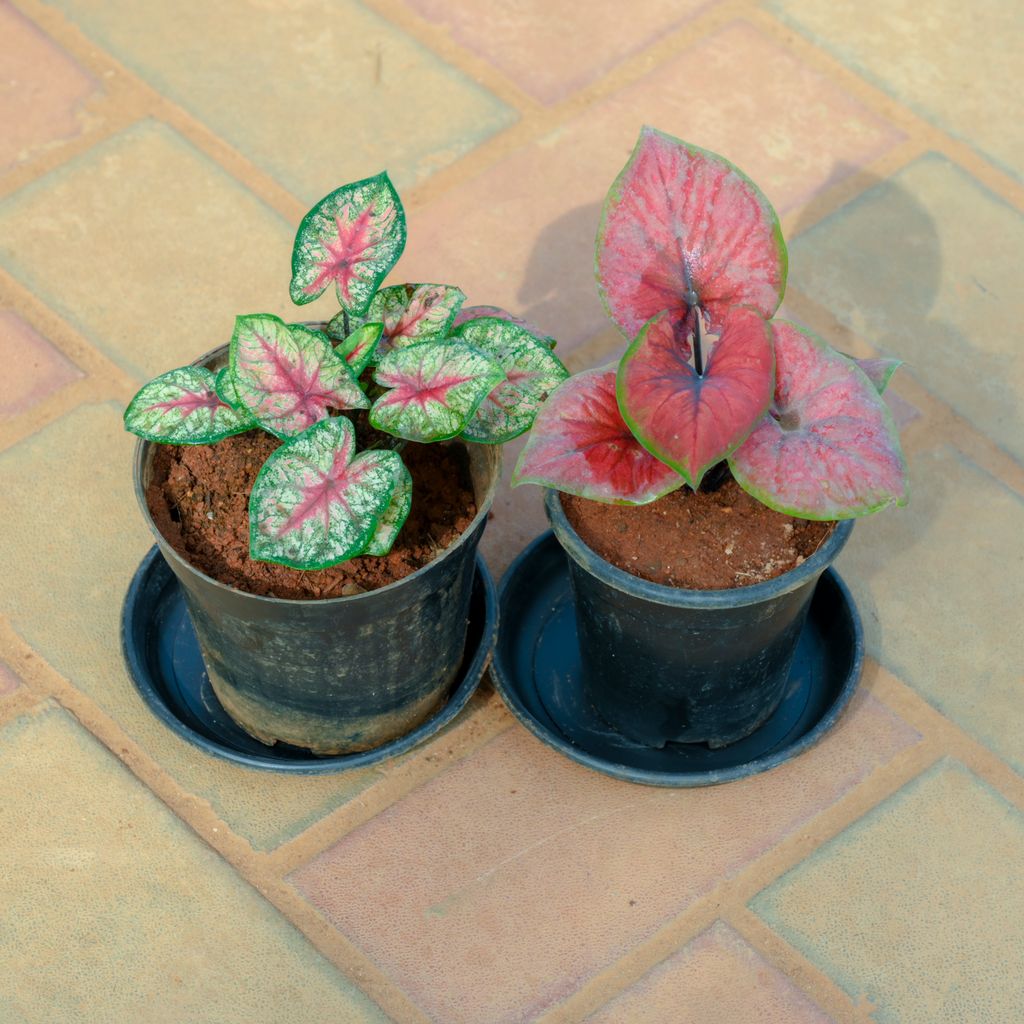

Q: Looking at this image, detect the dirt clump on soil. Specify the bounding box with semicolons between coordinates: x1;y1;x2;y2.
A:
146;430;477;599
562;474;834;590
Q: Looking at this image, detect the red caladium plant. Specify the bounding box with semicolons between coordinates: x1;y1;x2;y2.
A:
514;127;908;523
125;174;568;570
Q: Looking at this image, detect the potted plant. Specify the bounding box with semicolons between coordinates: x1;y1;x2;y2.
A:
125;172;568;755
512;127;907;749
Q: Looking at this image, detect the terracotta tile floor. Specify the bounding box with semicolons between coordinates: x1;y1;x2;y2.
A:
1;1;1021;1020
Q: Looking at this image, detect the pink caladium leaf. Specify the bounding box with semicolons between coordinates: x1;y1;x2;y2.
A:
335;322;384;377
845;354;902;394
361;458;413;556
370;341;505;442
453;316;569;443
345;283;466;358
290;173;406;315
124;366;254;444
230;314;368;439
512;365;683;504
596;126;787;343
249;416;402;569
617;306;774;489
214;367;253;417
453;304;557;349
729;321;909;519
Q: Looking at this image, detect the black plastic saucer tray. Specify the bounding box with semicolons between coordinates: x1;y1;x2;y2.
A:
121;546;497;774
491;531;864;787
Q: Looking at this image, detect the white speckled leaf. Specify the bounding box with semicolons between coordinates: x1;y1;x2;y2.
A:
124;366;254;444
290;173;406;314
359;283;465;358
249;417;401;570
453;304;557;349
361;458;413;556
335;322;384;376
230;314;368;439
454;317;569;443
370;341;504;442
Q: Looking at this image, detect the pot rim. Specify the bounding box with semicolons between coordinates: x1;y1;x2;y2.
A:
545;488;854;609
132;342;501;606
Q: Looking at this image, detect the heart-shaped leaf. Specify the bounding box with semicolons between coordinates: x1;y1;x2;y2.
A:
453;304;557;349
335;322;384;377
361;458;413;556
214;367;248;412
371;341;504;442
333;283;465;359
617;306;774;489
249;417;402;569
230;314;368;439
845;354;902;394
597;126;787;341
513;365;683;504
453;316;569;443
729;321;909;519
290;173;406;314
124;366;254;444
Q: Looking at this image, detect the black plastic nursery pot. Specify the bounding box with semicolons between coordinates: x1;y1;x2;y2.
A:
131;345;501;756
545;489;855;750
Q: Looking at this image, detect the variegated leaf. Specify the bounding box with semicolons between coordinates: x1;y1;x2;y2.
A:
249;416;402;570
729;321;909;519
290;173;406;314
360;283;465;357
513;365;683;504
230;314;368;439
845;354;902;394
452;304;557;349
361;458;413;556
335;322;384;376
370;341;505;442
617;306;774;489
124;366;254;444
453;316;569;443
597;126;787;341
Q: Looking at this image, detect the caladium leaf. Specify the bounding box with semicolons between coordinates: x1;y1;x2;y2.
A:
351;283;466;357
729;321;909;519
214;367;248;413
453;304;557;349
361;458;413;556
290;173;406;314
596;126;787;342
512;365;683;504
617;306;774;489
124;366;254;444
370;341;504;442
249;416;402;570
335;322;384;377
230;314;368;439
453;316;569;443
845;354;902;394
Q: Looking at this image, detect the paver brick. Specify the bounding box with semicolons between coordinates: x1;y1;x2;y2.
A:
0;310;83;418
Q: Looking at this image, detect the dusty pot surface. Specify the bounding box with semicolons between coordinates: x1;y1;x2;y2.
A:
133;345;501;755
545;489;853;749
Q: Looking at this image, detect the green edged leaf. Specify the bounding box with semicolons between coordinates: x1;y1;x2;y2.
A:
361;458;412;556
249;417;402;570
230;314;368;439
370;341;504;442
214;366;251;415
454;316;569;443
842;353;903;394
358;283;466;357
289;173;407;314
453;304;557;349
124;366;254;445
335;322;384;376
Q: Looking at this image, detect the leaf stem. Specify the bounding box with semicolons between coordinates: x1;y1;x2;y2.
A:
342;309;351;337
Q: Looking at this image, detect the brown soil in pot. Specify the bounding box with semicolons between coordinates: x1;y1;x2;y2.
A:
562;474;834;590
146;431;477;599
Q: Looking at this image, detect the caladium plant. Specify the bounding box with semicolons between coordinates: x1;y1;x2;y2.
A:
514;126;908;523
125;172;568;570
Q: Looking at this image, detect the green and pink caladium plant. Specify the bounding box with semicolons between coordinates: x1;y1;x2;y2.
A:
514;127;908;519
124;172;568;570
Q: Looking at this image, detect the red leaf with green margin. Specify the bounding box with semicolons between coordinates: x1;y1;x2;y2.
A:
249;417;402;570
617;306;774;489
230;314;368;439
370;341;504;442
453;316;569;443
290;173;406;315
361;458;412;556
847;354;902;394
124;366;254;444
335;322;383;377
358;283;466;357
596;126;787;342
512;365;683;504
453;304;557;349
729;321;908;519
